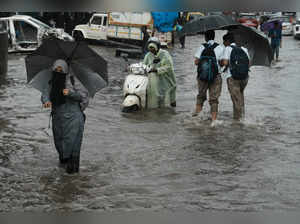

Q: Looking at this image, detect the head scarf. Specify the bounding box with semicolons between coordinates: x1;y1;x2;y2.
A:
148;42;158;51
50;59;69;108
52;59;69;73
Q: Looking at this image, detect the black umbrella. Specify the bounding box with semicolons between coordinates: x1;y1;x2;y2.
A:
25;38;108;97
177;15;239;37
178;15;272;67
227;25;273;66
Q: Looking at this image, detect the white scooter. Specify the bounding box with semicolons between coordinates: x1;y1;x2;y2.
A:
122;62;151;112
122;56;173;112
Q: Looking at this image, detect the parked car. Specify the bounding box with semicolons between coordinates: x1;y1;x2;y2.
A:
187;12;205;21
279;16;293;35
292;19;300;39
282;12;296;23
0;15;73;53
237;13;259;29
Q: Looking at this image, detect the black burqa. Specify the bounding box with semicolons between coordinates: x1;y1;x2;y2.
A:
49;71;67;108
42;59;86;174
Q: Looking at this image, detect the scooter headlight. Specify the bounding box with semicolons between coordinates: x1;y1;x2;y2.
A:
122;95;140;107
129;63;146;75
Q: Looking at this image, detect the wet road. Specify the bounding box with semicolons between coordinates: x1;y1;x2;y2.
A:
0;32;300;211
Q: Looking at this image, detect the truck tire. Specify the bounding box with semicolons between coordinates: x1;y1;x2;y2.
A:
74;31;85;42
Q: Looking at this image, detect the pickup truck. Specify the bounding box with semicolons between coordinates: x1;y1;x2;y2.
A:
72;12;173;47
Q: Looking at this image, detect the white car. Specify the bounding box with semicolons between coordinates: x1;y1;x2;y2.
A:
293;19;300;39
281;17;293;36
271;16;293;35
0;15;73;53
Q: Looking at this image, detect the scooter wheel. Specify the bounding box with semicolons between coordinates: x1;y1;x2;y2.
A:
122;104;140;113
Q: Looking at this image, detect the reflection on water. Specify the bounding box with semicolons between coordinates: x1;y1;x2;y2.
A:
0;34;300;211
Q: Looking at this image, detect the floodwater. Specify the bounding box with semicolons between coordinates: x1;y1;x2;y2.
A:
0;32;300;211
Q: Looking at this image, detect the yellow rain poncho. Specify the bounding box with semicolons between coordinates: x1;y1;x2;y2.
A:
143;49;176;109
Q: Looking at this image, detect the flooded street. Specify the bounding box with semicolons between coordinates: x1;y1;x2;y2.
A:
0;32;300;211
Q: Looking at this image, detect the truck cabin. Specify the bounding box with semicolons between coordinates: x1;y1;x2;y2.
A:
89;14;108;27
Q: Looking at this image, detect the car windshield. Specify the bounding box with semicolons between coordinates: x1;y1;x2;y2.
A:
28;18;50;29
209;12;223;16
189;14;204;21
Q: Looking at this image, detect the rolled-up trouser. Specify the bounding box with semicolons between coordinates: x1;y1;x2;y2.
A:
196;74;222;113
271;44;280;60
227;77;248;120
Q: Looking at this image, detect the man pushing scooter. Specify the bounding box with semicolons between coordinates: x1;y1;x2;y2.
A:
122;37;177;112
143;37;177;109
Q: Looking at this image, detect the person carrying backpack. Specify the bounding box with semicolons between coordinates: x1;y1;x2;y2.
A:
221;33;250;121
192;30;224;123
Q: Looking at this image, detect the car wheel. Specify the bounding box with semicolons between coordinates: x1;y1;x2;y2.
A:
74;31;84;42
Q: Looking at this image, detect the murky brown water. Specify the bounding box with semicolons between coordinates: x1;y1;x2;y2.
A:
0;32;300;211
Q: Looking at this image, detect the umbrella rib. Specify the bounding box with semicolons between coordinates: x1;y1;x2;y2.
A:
71;61;108;81
54;39;69;60
67;41;80;63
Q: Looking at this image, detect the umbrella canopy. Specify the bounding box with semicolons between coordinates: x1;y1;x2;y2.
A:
25;38;108;97
260;19;282;32
178;15;272;67
227;25;273;66
177;15;239;37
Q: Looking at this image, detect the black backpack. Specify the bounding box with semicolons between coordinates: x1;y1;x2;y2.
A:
197;43;219;82
230;46;250;80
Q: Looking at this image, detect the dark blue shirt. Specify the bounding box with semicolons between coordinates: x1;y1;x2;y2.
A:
268;28;282;47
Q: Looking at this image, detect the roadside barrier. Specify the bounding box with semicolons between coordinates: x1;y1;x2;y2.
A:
0;32;8;76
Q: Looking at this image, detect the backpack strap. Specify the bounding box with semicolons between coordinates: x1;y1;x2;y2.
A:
229;45;236;50
201;42;219;58
203;43;209;49
224;45;236;72
229;45;243;61
211;42;219;49
229;45;236;66
200;43;219;59
230;45;248;58
203;42;219;49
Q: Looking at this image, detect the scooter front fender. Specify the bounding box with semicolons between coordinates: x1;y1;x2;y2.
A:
122;95;140;108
